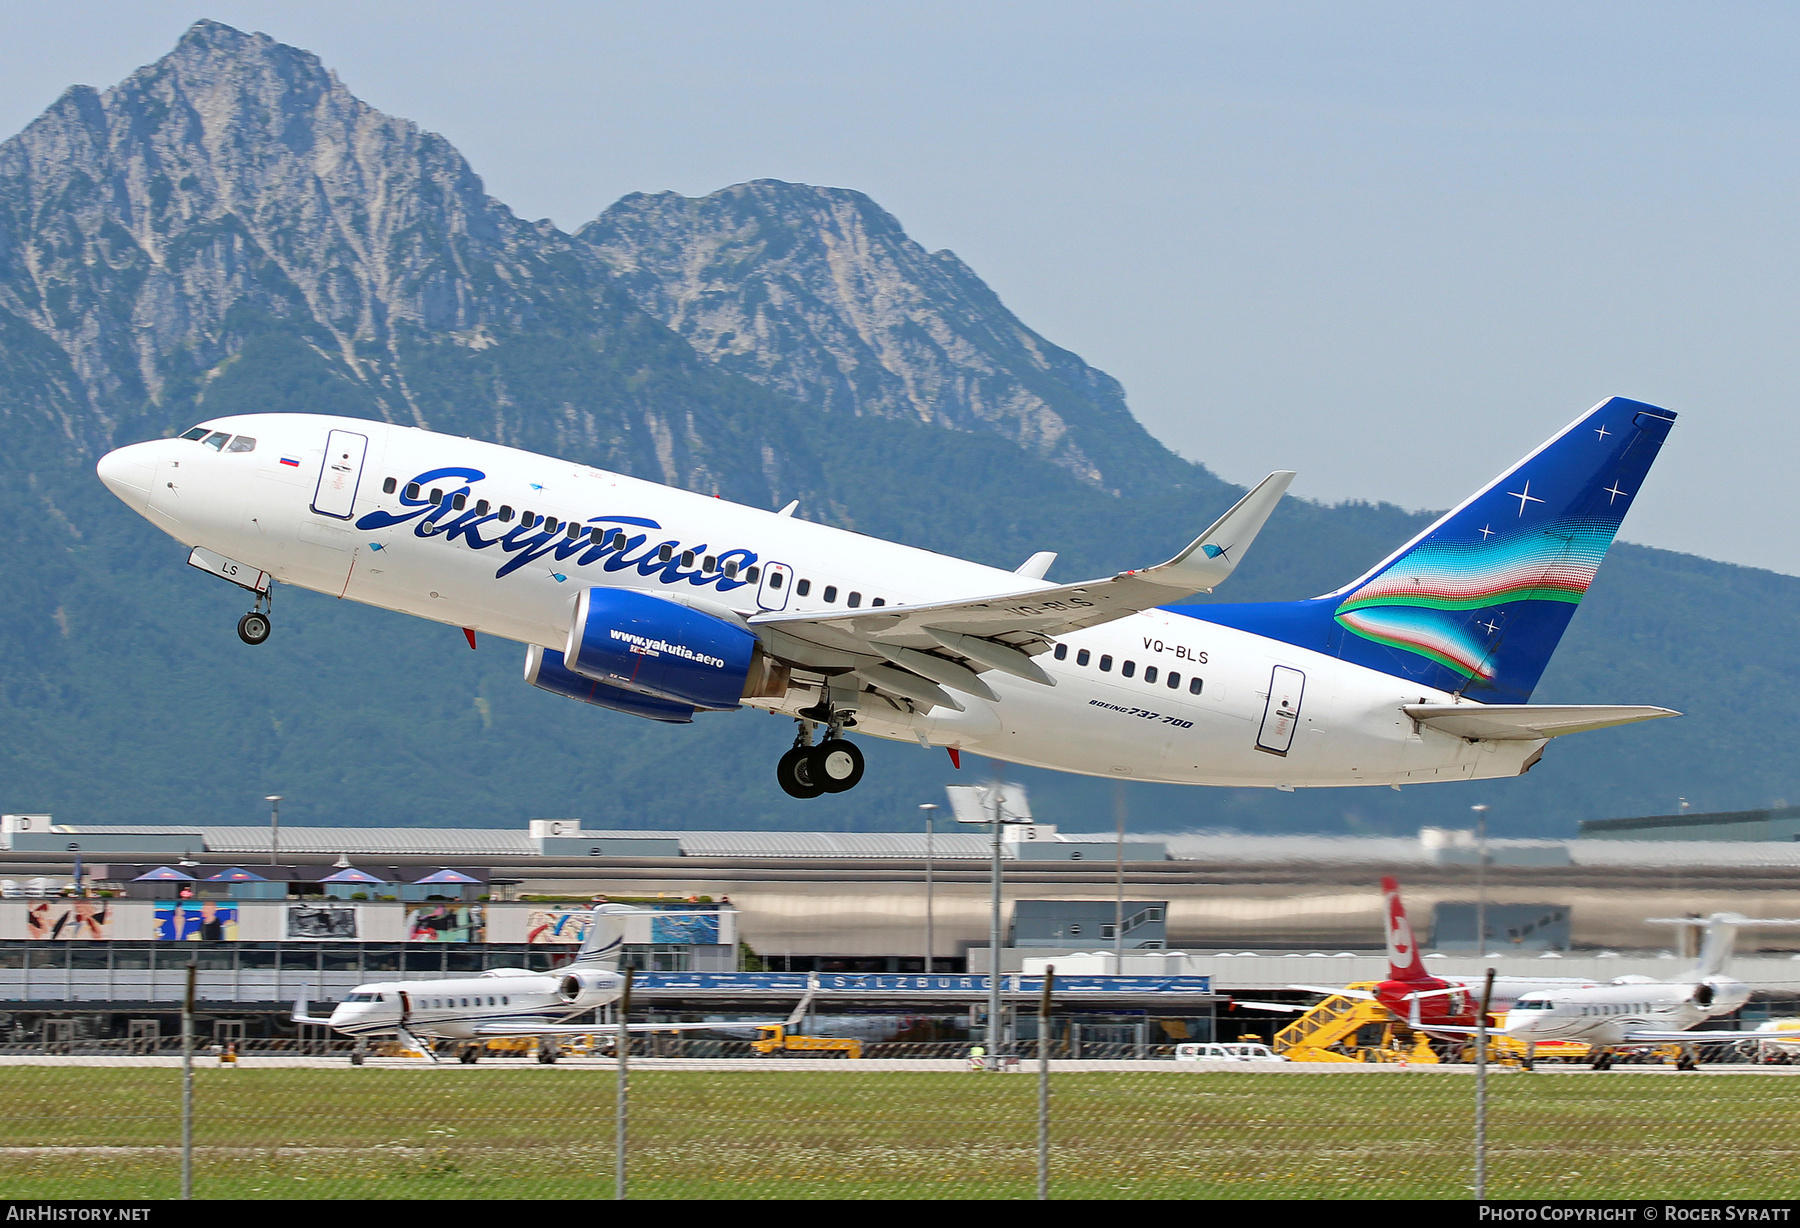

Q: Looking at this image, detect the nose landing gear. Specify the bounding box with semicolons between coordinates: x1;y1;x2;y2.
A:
237;589;273;645
776;710;866;798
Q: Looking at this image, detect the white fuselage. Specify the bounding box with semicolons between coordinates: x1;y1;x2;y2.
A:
1501;978;1750;1047
327;968;622;1041
97;413;1546;788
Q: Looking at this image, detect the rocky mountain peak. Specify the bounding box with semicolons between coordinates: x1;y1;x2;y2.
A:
579;179;1188;491
0;20;577;443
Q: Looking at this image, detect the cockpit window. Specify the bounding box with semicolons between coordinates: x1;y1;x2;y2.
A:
180;426;209;441
225;436;256;453
200;431;230;451
1514;999;1553;1010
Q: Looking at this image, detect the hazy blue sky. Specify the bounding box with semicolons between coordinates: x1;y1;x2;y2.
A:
5;3;1797;573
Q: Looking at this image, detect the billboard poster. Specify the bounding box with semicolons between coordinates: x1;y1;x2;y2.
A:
651;912;719;944
25;900;112;940
406;904;484;942
154;901;239;941
286;905;358;940
526;909;590;945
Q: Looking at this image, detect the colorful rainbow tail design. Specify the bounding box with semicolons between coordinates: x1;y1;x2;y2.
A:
1179;397;1675;705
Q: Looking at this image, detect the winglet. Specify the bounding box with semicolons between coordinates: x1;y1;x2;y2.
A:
1134;471;1295;595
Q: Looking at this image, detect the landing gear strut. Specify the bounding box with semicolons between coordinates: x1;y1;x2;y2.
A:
776;708;866;798
237;587;273;646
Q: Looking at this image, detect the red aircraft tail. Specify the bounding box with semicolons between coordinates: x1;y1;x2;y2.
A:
1381;876;1429;982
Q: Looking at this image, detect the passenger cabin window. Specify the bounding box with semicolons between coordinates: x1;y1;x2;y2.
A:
475;499;490;516
383;477;398;494
1143;666;1157;684
429;488;444;505
225;436;256;453
703;555;717;572
846;591;862;608
744;566;758;583
201;431;230;450
1121;661;1135;678
1076;649;1091;667
180;426;209;440
1099;655;1113;672
681;550;695;567
659;545;673;562
1188;677;1204;695
823;585;838;603
521;512;537;528
1167;672;1181;689
1054;644;1068;660
405;483;421;500
723;561;738;578
566;521;580;539
796;579;811;596
544;516;559;534
767;570;783;589
452;493;467;511
498;505;514;522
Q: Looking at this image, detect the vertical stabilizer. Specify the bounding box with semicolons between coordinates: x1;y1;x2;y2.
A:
1183;397;1676;704
1382;876;1429;981
575;903;635;969
1694;916;1739;979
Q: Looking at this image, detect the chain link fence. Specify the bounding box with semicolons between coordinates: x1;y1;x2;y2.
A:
4;1040;1799;1197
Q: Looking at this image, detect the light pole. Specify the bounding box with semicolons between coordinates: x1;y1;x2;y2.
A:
266;795;284;867
1113;782;1127;973
919;803;939;974
948;782;1031;1065
1471;803;1489;957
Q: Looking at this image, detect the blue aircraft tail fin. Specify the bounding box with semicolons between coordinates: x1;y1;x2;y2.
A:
1184;397;1675;704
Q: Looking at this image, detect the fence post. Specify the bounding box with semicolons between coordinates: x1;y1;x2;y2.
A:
1037;966;1055;1200
615;966;633;1201
1475;966;1495;1200
181;961;195;1200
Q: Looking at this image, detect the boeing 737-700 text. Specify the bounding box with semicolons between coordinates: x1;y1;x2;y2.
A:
96;397;1679;797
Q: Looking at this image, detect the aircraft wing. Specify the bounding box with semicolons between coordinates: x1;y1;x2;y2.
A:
472;1019;784;1037
291;995;335;1027
1404;704;1679;741
749;473;1293;708
1618;1028;1779;1043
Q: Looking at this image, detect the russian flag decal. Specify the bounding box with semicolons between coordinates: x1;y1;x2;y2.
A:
280;456;300;467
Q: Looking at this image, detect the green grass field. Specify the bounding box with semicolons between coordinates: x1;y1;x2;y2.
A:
2;1068;1796;1200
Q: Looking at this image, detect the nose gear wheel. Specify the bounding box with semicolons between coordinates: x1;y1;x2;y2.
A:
237;611;271;645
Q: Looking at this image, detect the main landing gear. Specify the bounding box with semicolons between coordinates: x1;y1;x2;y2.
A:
776;709;866;799
237;588;273;646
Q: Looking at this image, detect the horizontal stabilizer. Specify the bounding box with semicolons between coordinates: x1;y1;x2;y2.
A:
1290;984;1377;1001
1404;704;1680;741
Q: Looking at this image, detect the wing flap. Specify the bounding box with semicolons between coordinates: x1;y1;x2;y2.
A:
1405;704;1680;742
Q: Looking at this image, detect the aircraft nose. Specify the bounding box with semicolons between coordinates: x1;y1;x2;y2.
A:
96;442;158;510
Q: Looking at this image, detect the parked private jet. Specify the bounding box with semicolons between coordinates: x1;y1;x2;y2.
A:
1496;914;1800;1069
293;905;774;1063
97;397;1679;797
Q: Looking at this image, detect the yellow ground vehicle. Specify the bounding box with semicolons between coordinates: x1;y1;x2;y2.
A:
1272;983;1594;1066
1272;985;1439;1064
751;1024;862;1059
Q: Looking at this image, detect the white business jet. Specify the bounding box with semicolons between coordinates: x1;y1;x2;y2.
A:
293;905;773;1063
96;397;1679;797
1498;914;1800;1070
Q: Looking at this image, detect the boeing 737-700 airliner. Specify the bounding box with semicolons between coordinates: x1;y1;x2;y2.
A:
95;396;1678;797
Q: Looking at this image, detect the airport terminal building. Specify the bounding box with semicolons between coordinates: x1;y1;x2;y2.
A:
5;807;1800;1050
